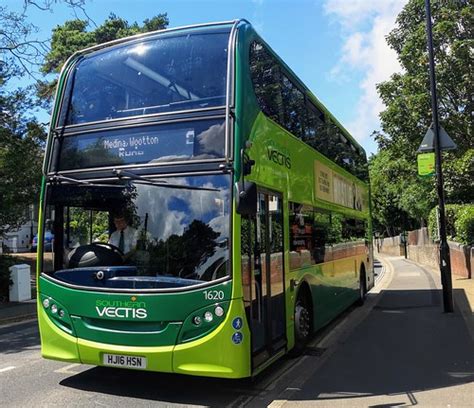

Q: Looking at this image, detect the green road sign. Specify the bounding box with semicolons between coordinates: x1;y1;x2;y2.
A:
417;152;435;176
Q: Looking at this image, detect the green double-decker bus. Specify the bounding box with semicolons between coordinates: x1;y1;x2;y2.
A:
38;20;373;378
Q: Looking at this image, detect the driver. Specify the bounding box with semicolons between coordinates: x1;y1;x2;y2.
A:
108;212;138;255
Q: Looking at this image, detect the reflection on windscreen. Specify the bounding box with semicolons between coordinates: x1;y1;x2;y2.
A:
58;28;230;126
45;174;230;290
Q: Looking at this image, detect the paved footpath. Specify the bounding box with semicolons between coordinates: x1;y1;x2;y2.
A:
265;256;474;407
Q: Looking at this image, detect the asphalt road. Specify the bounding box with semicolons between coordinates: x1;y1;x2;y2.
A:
0;302;368;407
0;318;251;407
1;259;473;407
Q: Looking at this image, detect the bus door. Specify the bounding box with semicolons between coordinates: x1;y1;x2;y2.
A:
242;190;286;369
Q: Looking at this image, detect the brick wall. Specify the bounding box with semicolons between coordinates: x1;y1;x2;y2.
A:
377;235;404;256
378;228;472;278
448;241;471;279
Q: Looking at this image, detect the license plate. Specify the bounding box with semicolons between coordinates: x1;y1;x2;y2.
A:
103;353;147;369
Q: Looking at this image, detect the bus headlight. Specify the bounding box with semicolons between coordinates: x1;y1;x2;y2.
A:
40;294;75;336
178;302;230;344
214;306;224;317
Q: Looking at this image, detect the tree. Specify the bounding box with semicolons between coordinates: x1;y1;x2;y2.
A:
369;150;435;236
0;3;169;239
37;13;169;106
0;1;88;77
0;1;91;239
370;0;473;235
0;72;46;235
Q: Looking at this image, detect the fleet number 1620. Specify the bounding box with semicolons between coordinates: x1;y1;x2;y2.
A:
204;290;225;300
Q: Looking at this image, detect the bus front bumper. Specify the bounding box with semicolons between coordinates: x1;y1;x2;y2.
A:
39;299;251;379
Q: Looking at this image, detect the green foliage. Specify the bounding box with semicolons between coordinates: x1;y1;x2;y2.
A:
1;1;90;237
327;213;343;244
369;150;434;236
1;3;170;239
427;206;438;240
428;204;474;245
454;205;474;245
68;209;109;245
38;12;169;105
0;255;16;301
371;0;473;234
0;68;46;236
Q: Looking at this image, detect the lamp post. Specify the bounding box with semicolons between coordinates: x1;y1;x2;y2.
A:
424;0;453;313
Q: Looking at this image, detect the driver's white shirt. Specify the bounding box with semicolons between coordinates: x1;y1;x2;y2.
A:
108;226;138;254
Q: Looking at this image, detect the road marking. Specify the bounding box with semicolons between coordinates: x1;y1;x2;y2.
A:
0;318;37;330
447;371;474;378
268;400;287;408
0;366;16;373
54;363;81;374
374;268;385;285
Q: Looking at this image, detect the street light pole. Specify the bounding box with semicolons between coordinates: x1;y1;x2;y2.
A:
424;0;454;313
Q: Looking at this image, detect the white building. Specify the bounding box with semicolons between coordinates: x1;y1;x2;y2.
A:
1;205;39;253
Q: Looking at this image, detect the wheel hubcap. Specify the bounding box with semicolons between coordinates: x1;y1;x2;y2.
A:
295;304;310;339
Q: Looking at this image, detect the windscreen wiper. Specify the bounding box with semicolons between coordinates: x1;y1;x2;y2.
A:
49;174;91;185
48;174;122;188
112;169;219;192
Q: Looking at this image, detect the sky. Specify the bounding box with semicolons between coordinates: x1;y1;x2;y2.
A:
5;0;409;155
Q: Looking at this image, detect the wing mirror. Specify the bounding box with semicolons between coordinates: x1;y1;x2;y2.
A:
236;181;257;216
236;142;257;216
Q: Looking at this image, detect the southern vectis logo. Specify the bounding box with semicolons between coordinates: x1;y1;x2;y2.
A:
95;297;147;319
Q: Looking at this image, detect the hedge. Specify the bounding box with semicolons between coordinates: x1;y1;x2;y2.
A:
0;255;16;302
428;204;474;245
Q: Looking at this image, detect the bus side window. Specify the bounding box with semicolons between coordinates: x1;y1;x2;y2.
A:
313;211;331;264
341;218;366;242
249;41;284;126
303;103;324;146
289;203;314;269
280;74;305;139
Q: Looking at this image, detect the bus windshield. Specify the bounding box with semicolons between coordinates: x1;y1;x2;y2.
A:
58;27;230;126
44;174;231;290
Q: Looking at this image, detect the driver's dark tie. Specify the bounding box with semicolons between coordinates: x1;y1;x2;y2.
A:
119;230;125;253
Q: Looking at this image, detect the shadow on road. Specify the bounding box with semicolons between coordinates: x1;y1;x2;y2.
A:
0;321;39;354
58;290;474;406
59;363;281;407
284;288;474;405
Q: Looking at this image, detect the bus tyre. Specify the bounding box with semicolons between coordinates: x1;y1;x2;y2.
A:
357;266;367;306
292;294;312;355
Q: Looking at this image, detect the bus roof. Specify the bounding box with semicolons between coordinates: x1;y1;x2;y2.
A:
56;19;365;158
71;20;238;60
237;21;366;158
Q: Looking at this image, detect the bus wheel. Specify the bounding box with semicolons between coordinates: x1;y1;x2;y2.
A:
293;293;312;354
357;265;367;306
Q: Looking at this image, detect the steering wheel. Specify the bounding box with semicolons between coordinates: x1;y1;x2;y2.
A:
90;242;125;257
67;242;125;269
